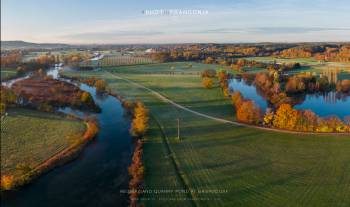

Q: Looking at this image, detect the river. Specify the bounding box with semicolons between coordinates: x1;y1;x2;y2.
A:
1;67;133;207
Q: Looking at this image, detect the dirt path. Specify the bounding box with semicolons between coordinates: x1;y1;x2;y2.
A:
108;72;350;136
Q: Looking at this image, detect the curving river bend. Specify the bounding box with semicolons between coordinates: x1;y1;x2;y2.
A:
1;67;133;207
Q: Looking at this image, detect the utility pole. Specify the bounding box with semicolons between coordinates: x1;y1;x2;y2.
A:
177;117;180;141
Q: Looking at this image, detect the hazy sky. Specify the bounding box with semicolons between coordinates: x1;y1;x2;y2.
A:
2;0;350;43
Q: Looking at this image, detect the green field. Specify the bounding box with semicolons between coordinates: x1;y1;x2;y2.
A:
1;68;17;81
244;57;322;65
63;62;350;207
241;57;350;79
1;108;86;176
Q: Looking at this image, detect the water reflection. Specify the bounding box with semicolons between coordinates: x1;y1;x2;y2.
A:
229;78;350;119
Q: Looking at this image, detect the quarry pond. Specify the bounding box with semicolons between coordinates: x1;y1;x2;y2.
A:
228;78;350;119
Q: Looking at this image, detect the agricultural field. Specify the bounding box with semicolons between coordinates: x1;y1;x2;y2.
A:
238;57;350;79
62;62;350;207
97;55;154;66
1;108;87;176
244;57;322;65
1;68;17;81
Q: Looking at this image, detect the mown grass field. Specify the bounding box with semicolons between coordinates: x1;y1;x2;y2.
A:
1;68;17;81
242;57;350;79
1;108;86;176
244;57;322;65
63;62;350;207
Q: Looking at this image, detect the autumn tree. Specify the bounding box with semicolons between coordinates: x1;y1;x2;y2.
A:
236;100;261;124
273;104;296;130
301;110;319;131
336;80;350;93
202;77;213;89
263;108;274;126
217;70;227;83
1;175;14;190
231;91;243;107
204;56;215;64
130;102;149;137
285;76;306;94
81;91;93;103
95;79;107;92
201;69;216;78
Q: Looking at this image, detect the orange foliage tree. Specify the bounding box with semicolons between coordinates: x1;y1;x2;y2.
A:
272;104;298;130
202;77;214;89
95;79;107;92
1;175;14;190
236;100;261;124
130;102;149;137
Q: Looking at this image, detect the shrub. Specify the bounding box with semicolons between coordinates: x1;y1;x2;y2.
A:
202;77;213;89
128;139;144;206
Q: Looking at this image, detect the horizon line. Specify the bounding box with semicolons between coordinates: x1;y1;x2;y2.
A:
2;40;350;46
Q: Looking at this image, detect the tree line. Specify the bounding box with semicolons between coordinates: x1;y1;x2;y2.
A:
200;69;350;133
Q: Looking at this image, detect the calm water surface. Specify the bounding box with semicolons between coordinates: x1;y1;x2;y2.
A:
229;78;350;119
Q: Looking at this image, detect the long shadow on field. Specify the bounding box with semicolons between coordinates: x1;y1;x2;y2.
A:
228;171;308;203
201;158;269;171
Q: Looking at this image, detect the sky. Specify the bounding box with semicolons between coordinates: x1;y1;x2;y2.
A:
1;0;350;44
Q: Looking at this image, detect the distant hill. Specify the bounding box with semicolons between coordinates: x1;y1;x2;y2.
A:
1;41;71;49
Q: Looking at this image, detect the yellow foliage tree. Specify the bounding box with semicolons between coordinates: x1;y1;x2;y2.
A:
95;79;107;92
263;109;274;126
1;175;14;190
202;77;213;89
80;91;92;103
273;104;296;130
130;102;149;137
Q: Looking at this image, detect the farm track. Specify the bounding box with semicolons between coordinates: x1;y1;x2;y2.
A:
107;72;350;136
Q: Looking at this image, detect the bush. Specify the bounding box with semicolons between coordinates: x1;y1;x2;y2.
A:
202;77;213;89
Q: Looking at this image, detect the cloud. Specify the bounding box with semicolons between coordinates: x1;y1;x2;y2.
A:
62;30;164;40
5;1;349;43
253;27;350;34
194;27;350;35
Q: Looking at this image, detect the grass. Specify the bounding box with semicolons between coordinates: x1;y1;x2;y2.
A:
237;57;350;79
1;108;86;177
1;68;17;81
63;62;350;207
244;57;322;65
